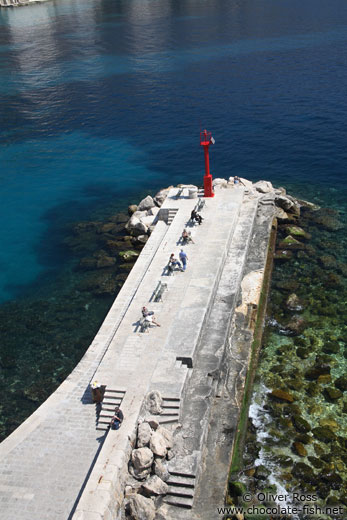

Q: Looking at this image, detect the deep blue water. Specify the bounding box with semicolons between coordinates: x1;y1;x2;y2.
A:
0;0;347;303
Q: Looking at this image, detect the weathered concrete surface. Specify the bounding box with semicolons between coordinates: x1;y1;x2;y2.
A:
0;184;275;520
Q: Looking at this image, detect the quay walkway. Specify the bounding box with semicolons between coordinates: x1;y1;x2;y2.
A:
0;184;276;520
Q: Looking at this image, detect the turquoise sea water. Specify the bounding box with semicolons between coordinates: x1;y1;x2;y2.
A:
0;0;346;480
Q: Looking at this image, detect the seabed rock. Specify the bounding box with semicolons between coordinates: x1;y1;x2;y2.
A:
278;235;305;250
269;389;295;403
292;441;307;457
286;293;303;311
335;375;347;391
312;426;336;443
324;387;343;401
285;225;311;239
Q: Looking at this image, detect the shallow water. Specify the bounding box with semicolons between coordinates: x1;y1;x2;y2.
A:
0;0;346;446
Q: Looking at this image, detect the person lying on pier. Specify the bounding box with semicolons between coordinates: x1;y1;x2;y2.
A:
182;228;194;244
110;407;124;430
142;306;154;318
144;314;161;328
169;253;182;271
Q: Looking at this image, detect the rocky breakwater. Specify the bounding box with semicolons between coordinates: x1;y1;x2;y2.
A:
63;188;170;298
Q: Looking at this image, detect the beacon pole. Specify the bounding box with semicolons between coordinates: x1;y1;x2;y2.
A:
200;129;215;197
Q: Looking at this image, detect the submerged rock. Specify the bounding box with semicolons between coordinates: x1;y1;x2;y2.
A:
292;441;307;457
285;315;307;335
335;375;347;392
286;293;303;311
278;235;305;250
274;249;293;261
269;389;295;403
292;415;311;433
292;462;317;484
305;363;330;380
285;225;311;240
312;426;336;443
324;387;343;401
118;250;140;262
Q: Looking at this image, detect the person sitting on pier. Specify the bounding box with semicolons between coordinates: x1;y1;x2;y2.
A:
169;253;182;271
110;406;124;430
190;209;203;225
234;175;245;186
182;228;194;244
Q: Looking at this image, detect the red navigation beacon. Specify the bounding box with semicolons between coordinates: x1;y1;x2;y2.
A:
200;129;215;197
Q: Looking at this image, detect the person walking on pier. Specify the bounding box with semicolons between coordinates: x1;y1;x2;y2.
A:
179;249;188;271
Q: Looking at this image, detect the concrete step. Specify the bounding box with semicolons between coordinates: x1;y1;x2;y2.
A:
167;476;196;488
96;389;126;429
163;495;194;509
158;416;180;425
166;485;194;498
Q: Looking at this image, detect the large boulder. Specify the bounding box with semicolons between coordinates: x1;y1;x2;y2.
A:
137;422;152;448
145;391;163;414
131;447;154;471
154;188;171;207
125;215;148;237
212;178;228;188
128;204;138;215
140;215;156;227
155;504;170;520
138;195;155;211
150;431;168;457
254;180;273;193
147;206;160;217
142;475;169;496
275;195;295;211
128;494;156;520
156;426;173;449
153;459;170;481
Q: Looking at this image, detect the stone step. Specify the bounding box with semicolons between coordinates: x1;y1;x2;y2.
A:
163;495;193;509
162;397;180;402
166;476;195;488
158;417;179;425
166;485;194;498
168;470;196;480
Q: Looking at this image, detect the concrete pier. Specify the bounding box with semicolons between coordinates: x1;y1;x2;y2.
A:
0;184;276;520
